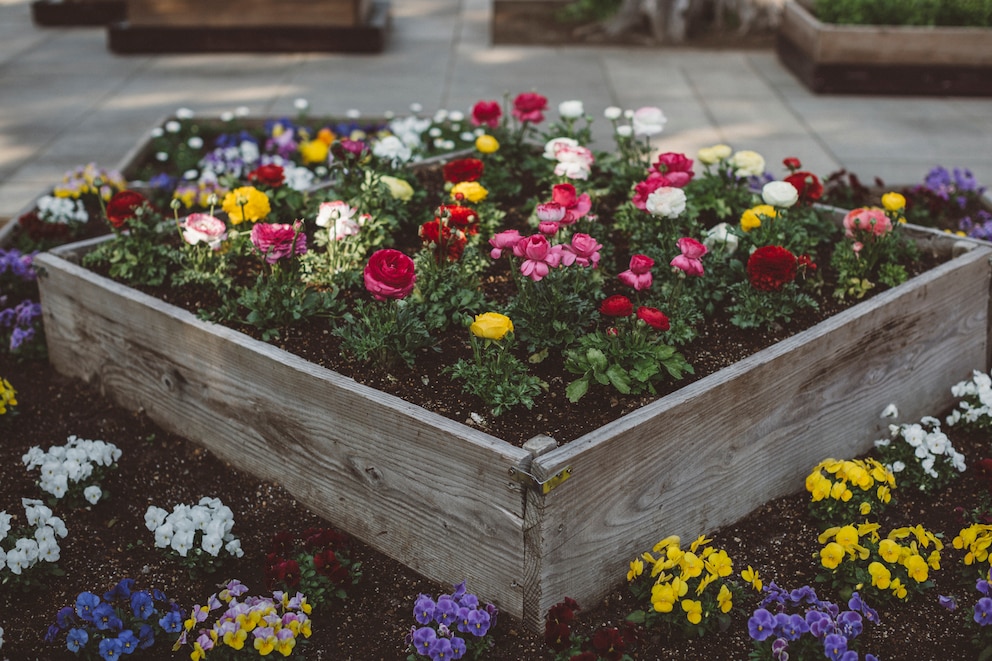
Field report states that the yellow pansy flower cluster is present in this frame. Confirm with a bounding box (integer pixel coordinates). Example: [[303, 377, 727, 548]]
[[805, 457, 896, 527], [628, 534, 738, 634], [0, 377, 16, 416], [817, 522, 942, 602], [177, 583, 313, 660], [953, 524, 992, 570], [52, 162, 127, 201]]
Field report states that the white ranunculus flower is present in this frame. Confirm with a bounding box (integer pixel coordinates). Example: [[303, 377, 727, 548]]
[[604, 106, 623, 120], [762, 181, 799, 208], [645, 187, 686, 219], [616, 125, 633, 138], [449, 110, 464, 122], [559, 100, 584, 119], [730, 150, 766, 178], [631, 106, 667, 137], [704, 222, 739, 256]]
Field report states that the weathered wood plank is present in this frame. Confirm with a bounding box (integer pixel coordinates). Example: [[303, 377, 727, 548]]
[[126, 0, 370, 27], [35, 247, 531, 618], [523, 244, 992, 622]]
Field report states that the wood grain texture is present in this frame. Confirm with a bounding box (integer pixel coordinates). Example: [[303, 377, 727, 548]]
[[126, 0, 369, 27], [522, 244, 992, 624], [35, 247, 532, 618]]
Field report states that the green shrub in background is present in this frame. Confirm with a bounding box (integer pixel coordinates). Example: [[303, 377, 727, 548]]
[[815, 0, 992, 27]]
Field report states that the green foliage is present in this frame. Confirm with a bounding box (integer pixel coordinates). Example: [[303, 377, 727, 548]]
[[555, 0, 623, 23], [236, 265, 343, 342], [81, 203, 178, 288], [445, 332, 546, 416], [815, 0, 992, 26], [412, 249, 489, 332], [727, 282, 818, 329], [334, 298, 434, 370]]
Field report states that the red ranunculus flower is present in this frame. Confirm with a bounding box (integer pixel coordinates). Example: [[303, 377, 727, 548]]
[[419, 219, 467, 262], [600, 295, 633, 318], [471, 100, 502, 128], [106, 190, 148, 229], [512, 92, 548, 124], [636, 306, 670, 331], [783, 156, 803, 172], [437, 204, 479, 233], [364, 249, 416, 300], [442, 158, 484, 184], [747, 245, 798, 292], [784, 171, 823, 204], [247, 163, 285, 187]]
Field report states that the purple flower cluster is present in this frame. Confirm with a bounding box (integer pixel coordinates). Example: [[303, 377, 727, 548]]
[[44, 578, 182, 661], [0, 299, 42, 351], [921, 166, 992, 239], [0, 248, 42, 352], [0, 248, 36, 281], [407, 581, 498, 661], [748, 583, 880, 661], [973, 577, 992, 626]]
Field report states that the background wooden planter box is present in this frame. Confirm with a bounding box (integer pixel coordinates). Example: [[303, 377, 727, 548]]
[[34, 228, 992, 630], [777, 0, 992, 95], [31, 0, 126, 27], [126, 0, 369, 27]]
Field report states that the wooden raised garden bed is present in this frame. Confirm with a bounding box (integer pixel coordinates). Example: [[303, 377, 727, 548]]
[[34, 225, 992, 630], [31, 0, 126, 27], [108, 0, 389, 54], [777, 0, 992, 95]]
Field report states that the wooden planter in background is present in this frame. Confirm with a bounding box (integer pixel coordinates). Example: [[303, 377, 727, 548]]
[[31, 0, 126, 26], [777, 0, 992, 95], [34, 224, 992, 630]]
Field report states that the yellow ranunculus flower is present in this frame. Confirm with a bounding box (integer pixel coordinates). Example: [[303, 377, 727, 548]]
[[820, 542, 845, 570], [868, 561, 891, 589], [451, 181, 488, 203], [740, 204, 776, 233], [697, 143, 732, 165], [882, 192, 906, 212], [475, 134, 499, 154], [380, 175, 414, 202], [470, 312, 514, 340], [222, 186, 270, 224], [299, 139, 329, 164]]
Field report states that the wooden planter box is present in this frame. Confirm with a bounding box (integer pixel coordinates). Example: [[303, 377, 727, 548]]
[[108, 0, 389, 54], [31, 0, 126, 26], [34, 228, 992, 630], [777, 0, 992, 95]]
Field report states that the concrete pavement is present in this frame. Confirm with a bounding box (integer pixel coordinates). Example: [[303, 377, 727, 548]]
[[2, 0, 991, 221]]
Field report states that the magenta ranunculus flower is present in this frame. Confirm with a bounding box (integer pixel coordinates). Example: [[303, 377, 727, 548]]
[[488, 229, 523, 259], [250, 221, 306, 264], [618, 254, 654, 291], [512, 92, 548, 124], [652, 152, 694, 179], [470, 100, 502, 128], [551, 183, 591, 224], [566, 233, 602, 268], [515, 234, 563, 282], [670, 237, 708, 277], [363, 249, 416, 300]]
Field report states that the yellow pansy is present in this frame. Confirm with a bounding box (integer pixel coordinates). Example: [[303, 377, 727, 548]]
[[889, 577, 908, 599], [653, 535, 681, 553], [927, 550, 941, 570], [835, 525, 860, 550], [868, 561, 891, 589], [680, 551, 704, 579], [717, 584, 733, 613], [223, 628, 248, 650], [820, 542, 845, 570], [705, 549, 733, 578], [475, 134, 499, 154], [689, 534, 712, 553], [859, 502, 871, 515], [650, 583, 678, 612], [742, 566, 763, 591], [878, 539, 902, 564], [681, 598, 703, 624], [905, 554, 929, 583], [627, 558, 644, 582], [275, 635, 296, 656], [254, 634, 276, 655]]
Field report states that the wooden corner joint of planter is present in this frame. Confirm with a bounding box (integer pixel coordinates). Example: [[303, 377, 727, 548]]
[[508, 435, 572, 495]]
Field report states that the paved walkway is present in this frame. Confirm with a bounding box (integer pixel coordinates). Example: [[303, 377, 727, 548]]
[[2, 0, 991, 220]]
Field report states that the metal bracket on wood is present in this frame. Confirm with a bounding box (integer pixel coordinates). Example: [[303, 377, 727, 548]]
[[508, 465, 572, 494]]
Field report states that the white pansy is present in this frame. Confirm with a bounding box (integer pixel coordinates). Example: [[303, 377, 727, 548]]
[[202, 534, 223, 557], [83, 486, 102, 505], [226, 539, 244, 558], [220, 111, 235, 122], [235, 106, 250, 117], [171, 530, 195, 558], [154, 522, 175, 548], [145, 506, 168, 532], [880, 403, 899, 419], [0, 512, 11, 541], [150, 127, 164, 138]]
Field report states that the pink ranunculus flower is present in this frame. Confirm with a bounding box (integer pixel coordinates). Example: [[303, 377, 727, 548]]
[[652, 152, 694, 177], [566, 233, 603, 268], [250, 221, 306, 264], [551, 183, 591, 224], [315, 200, 361, 240], [363, 248, 416, 300], [631, 106, 667, 137], [488, 229, 523, 259], [516, 234, 563, 282], [670, 237, 708, 277], [536, 202, 566, 224], [843, 207, 893, 238], [181, 213, 227, 250], [553, 144, 595, 180], [618, 254, 655, 291], [539, 221, 560, 236]]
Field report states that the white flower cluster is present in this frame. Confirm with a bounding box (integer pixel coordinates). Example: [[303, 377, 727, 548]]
[[875, 416, 966, 486], [947, 369, 992, 428], [35, 194, 89, 225], [144, 497, 244, 559], [1, 498, 69, 576], [22, 435, 121, 504]]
